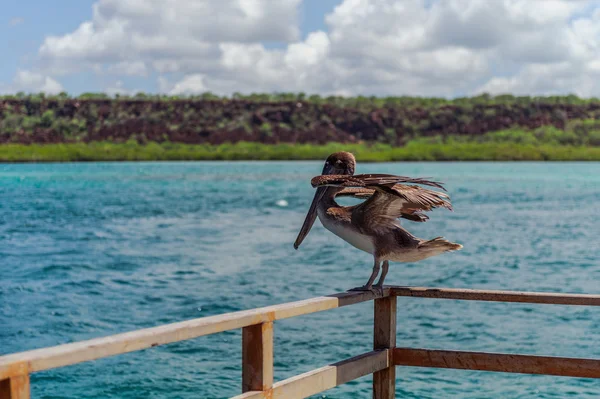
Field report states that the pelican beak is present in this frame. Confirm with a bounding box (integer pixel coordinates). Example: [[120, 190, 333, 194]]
[[294, 186, 327, 250]]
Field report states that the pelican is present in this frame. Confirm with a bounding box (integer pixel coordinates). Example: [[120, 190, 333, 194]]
[[294, 152, 462, 292]]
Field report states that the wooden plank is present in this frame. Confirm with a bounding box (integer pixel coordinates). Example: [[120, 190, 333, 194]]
[[0, 375, 30, 399], [0, 380, 7, 399], [373, 297, 397, 399], [230, 350, 389, 399], [230, 391, 265, 399], [0, 365, 26, 387], [391, 286, 600, 306], [242, 322, 273, 393], [230, 391, 264, 399], [3, 284, 598, 386], [394, 348, 600, 379], [0, 379, 9, 399], [0, 289, 389, 379], [270, 350, 389, 399], [334, 289, 390, 307]]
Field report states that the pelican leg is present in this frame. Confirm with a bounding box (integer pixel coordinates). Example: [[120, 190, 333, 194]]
[[349, 258, 381, 293], [374, 260, 389, 291]]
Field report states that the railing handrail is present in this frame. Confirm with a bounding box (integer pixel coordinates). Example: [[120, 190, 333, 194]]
[[394, 348, 600, 379], [0, 289, 389, 380], [2, 286, 600, 399], [391, 286, 600, 305]]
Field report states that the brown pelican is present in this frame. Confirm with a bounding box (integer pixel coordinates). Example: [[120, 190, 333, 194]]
[[294, 152, 462, 292]]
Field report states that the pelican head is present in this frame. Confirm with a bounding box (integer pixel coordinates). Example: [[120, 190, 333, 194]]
[[294, 151, 356, 250], [322, 151, 356, 176]]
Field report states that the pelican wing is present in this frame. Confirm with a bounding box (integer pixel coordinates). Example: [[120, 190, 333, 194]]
[[311, 173, 447, 191], [312, 174, 452, 233], [335, 187, 375, 199]]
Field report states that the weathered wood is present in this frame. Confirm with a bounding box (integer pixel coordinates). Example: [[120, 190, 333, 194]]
[[272, 350, 389, 399], [0, 365, 26, 388], [231, 350, 389, 399], [0, 380, 8, 399], [0, 289, 389, 379], [0, 375, 30, 399], [3, 285, 600, 398], [373, 296, 397, 399], [242, 322, 273, 393], [230, 391, 265, 399], [394, 348, 600, 379], [391, 286, 600, 306]]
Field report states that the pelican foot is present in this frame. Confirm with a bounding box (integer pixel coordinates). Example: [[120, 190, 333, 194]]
[[373, 284, 385, 296], [348, 285, 383, 296]]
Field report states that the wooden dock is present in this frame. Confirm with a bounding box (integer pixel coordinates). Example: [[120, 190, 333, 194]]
[[1, 286, 600, 398]]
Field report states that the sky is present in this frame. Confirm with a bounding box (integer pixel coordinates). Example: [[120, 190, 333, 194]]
[[2, 0, 600, 97]]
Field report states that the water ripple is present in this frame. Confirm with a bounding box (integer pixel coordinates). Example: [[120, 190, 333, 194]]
[[1, 161, 599, 398]]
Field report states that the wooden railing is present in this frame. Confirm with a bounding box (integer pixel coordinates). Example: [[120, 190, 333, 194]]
[[1, 286, 600, 399]]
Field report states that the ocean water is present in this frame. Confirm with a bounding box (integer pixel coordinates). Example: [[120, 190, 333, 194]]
[[1, 161, 599, 399]]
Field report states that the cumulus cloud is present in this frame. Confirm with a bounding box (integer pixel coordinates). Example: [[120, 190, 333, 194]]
[[476, 62, 600, 97], [39, 0, 301, 75], [0, 70, 64, 94], [32, 0, 600, 97], [106, 61, 148, 76], [169, 74, 207, 94]]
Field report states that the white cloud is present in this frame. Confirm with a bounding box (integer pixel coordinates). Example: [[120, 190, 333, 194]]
[[473, 5, 600, 96], [39, 0, 301, 75], [0, 70, 64, 94], [107, 61, 148, 76], [169, 74, 207, 95], [31, 0, 600, 97], [475, 62, 600, 97], [284, 31, 330, 69]]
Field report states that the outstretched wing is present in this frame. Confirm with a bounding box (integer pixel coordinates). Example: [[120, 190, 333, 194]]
[[335, 187, 440, 222], [312, 173, 447, 191], [312, 174, 452, 233], [335, 187, 375, 199]]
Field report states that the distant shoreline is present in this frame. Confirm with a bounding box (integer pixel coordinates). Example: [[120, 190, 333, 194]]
[[2, 95, 600, 162], [1, 142, 599, 162]]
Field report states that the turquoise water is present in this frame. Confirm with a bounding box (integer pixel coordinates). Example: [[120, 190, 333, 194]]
[[1, 161, 599, 398]]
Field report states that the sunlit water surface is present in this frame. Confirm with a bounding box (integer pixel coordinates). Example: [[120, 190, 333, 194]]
[[1, 161, 599, 398]]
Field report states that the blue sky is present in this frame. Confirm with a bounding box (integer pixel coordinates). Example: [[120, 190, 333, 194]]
[[2, 0, 600, 97], [2, 1, 93, 77]]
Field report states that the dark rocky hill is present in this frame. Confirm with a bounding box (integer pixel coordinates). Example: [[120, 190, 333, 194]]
[[2, 95, 599, 145]]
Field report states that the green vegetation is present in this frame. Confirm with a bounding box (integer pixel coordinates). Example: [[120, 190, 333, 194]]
[[413, 122, 600, 147], [2, 92, 598, 109], [0, 140, 598, 162], [2, 93, 600, 161]]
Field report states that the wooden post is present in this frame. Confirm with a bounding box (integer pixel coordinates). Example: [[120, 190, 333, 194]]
[[373, 296, 396, 399], [0, 375, 30, 399], [242, 322, 273, 394]]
